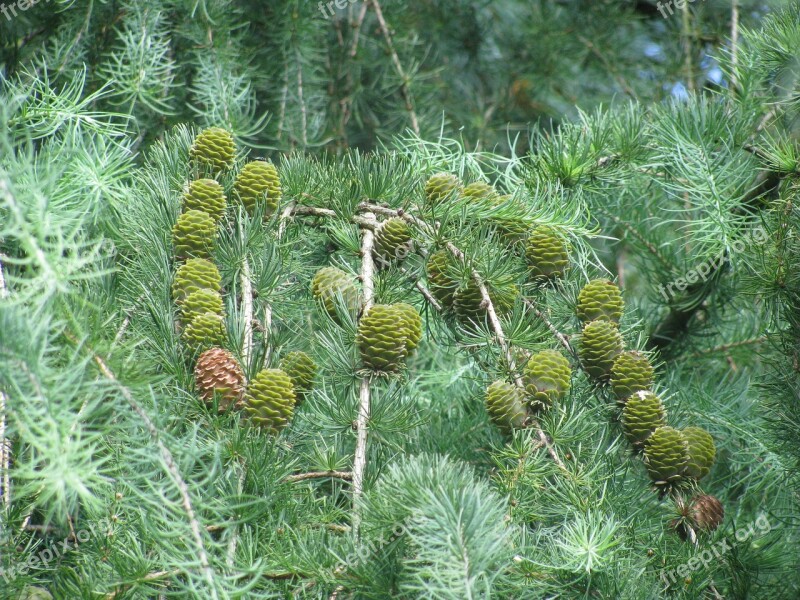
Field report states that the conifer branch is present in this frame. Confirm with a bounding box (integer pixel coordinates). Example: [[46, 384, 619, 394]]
[[352, 212, 376, 536], [241, 258, 254, 370], [88, 350, 218, 598], [369, 0, 420, 135], [283, 470, 353, 483], [521, 297, 578, 361], [350, 2, 369, 57], [0, 257, 9, 515]]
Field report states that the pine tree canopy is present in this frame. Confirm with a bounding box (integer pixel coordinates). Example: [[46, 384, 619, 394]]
[[1, 1, 800, 599]]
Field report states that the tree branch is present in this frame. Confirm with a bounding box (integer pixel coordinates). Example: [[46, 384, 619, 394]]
[[283, 470, 353, 483], [88, 350, 218, 598], [352, 211, 376, 536], [369, 0, 420, 135], [241, 258, 254, 370], [0, 257, 9, 515]]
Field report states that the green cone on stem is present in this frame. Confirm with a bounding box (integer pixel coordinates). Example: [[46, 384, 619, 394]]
[[242, 368, 296, 433], [485, 381, 528, 433], [182, 179, 227, 222], [172, 258, 222, 305], [622, 390, 667, 446], [579, 320, 624, 380], [644, 426, 689, 488], [576, 279, 624, 324], [525, 226, 570, 280], [190, 127, 236, 172], [424, 173, 462, 205], [682, 426, 716, 480], [523, 349, 571, 410], [234, 160, 282, 216], [172, 209, 216, 261], [280, 351, 317, 401], [610, 351, 655, 402], [311, 266, 360, 323], [357, 304, 410, 372]]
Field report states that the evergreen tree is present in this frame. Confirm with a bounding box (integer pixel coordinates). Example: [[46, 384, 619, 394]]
[[0, 2, 799, 600]]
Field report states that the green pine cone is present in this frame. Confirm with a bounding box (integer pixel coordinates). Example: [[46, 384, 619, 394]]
[[576, 279, 625, 324], [622, 391, 667, 446], [172, 258, 222, 305], [242, 368, 296, 433], [579, 320, 624, 379], [424, 172, 462, 204], [180, 288, 224, 326], [644, 426, 689, 487], [311, 266, 360, 323], [525, 226, 570, 280], [280, 351, 317, 401], [463, 181, 498, 202], [394, 302, 423, 353], [182, 312, 226, 354], [682, 427, 716, 480], [234, 160, 282, 215], [172, 209, 217, 261], [485, 381, 528, 433], [454, 280, 517, 323], [610, 351, 655, 402], [190, 127, 236, 172], [357, 304, 409, 372], [426, 249, 457, 308], [523, 350, 571, 410], [182, 179, 227, 222], [373, 217, 413, 267]]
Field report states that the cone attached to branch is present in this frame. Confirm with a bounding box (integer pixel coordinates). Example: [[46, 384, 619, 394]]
[[622, 390, 667, 446], [182, 312, 227, 354], [182, 179, 227, 222], [485, 381, 528, 433], [424, 173, 462, 205], [172, 258, 222, 305], [191, 127, 236, 172], [195, 347, 245, 411], [426, 249, 457, 309], [279, 351, 317, 402], [180, 288, 224, 326], [454, 279, 517, 324], [172, 209, 217, 261], [610, 351, 654, 402], [681, 427, 715, 480], [523, 349, 571, 411], [311, 266, 360, 324], [462, 181, 498, 202], [373, 217, 413, 267], [234, 160, 282, 216], [688, 494, 724, 531], [525, 226, 570, 280], [357, 304, 410, 372], [576, 279, 624, 324], [394, 302, 423, 353], [644, 426, 689, 489], [579, 320, 624, 379], [242, 368, 296, 433]]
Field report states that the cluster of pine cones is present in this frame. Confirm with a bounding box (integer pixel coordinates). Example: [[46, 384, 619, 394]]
[[574, 278, 722, 534], [170, 128, 315, 433]]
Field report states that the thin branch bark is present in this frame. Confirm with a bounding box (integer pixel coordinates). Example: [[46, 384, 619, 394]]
[[369, 0, 420, 135], [731, 0, 739, 89], [89, 351, 218, 598], [352, 212, 376, 536], [0, 257, 9, 515], [521, 297, 578, 361], [283, 470, 353, 483], [241, 258, 254, 370]]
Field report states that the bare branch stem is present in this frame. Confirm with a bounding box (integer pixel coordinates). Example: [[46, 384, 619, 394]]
[[284, 470, 353, 483], [352, 212, 376, 536], [241, 258, 254, 370]]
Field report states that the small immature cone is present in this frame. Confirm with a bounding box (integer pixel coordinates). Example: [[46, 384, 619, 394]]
[[195, 348, 245, 411], [690, 494, 724, 531]]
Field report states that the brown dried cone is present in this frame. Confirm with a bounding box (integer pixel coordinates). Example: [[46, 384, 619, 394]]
[[194, 348, 245, 411], [672, 494, 725, 542]]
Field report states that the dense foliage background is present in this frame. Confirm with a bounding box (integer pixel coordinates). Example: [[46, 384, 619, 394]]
[[1, 1, 799, 598]]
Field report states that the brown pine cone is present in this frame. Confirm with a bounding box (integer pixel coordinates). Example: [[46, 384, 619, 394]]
[[194, 347, 245, 411]]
